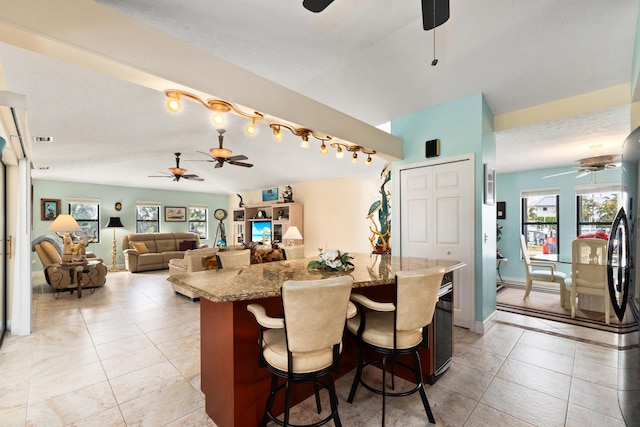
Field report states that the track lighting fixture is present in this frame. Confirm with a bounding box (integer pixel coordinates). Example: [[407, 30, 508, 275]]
[[164, 89, 378, 166], [164, 90, 263, 135]]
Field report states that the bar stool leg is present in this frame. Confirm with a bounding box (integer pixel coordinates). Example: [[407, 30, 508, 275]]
[[413, 351, 435, 424]]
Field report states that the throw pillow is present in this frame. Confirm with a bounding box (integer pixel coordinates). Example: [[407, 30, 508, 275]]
[[132, 242, 149, 254], [179, 240, 197, 251], [202, 255, 218, 270]]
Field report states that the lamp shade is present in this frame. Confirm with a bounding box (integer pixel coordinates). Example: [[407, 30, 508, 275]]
[[283, 226, 303, 241], [47, 214, 82, 232], [105, 217, 124, 228]]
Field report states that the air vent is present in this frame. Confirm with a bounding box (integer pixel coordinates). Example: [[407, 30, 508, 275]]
[[38, 166, 49, 170], [34, 136, 53, 143]]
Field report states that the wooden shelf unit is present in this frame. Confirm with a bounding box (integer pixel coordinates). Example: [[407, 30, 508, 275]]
[[231, 202, 303, 246]]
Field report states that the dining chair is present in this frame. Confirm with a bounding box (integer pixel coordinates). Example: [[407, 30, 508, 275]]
[[247, 275, 354, 427], [216, 248, 251, 269], [519, 234, 567, 307], [282, 245, 306, 260], [566, 238, 610, 323], [346, 267, 445, 426]]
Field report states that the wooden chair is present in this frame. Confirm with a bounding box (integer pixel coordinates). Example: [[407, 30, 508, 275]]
[[519, 234, 567, 307], [566, 238, 610, 323], [346, 267, 445, 426], [247, 276, 354, 427]]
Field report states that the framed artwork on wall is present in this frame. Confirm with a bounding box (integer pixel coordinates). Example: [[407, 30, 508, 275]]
[[41, 198, 61, 221], [165, 206, 186, 222], [484, 164, 495, 206], [262, 188, 278, 202]]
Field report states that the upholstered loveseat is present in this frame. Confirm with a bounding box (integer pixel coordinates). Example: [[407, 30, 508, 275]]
[[122, 232, 205, 272]]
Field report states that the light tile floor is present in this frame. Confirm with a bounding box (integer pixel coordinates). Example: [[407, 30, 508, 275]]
[[0, 271, 636, 426]]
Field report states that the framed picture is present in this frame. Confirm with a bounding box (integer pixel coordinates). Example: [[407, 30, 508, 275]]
[[41, 198, 61, 221], [262, 188, 278, 202], [497, 201, 506, 219], [484, 164, 495, 206], [165, 206, 186, 222]]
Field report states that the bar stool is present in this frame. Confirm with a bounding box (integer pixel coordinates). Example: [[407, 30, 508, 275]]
[[247, 275, 355, 427], [346, 267, 445, 426], [216, 248, 251, 268]]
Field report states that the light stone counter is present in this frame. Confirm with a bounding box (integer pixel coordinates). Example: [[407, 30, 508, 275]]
[[166, 252, 465, 303]]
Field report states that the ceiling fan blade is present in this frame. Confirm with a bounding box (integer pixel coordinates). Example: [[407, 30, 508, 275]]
[[542, 170, 579, 179], [228, 160, 254, 168], [575, 171, 591, 178], [227, 154, 248, 162], [148, 175, 172, 178], [197, 150, 215, 159], [183, 175, 204, 181], [214, 161, 224, 168], [303, 0, 334, 12]]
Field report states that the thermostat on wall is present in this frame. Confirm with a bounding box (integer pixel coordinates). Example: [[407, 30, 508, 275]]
[[425, 139, 440, 158]]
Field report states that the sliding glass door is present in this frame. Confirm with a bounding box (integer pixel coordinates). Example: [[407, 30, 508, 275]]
[[0, 150, 6, 348]]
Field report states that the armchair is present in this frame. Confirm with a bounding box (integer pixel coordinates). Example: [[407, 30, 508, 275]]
[[34, 240, 108, 293]]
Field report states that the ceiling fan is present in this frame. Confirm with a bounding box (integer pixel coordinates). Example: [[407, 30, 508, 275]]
[[543, 154, 620, 179], [191, 129, 254, 169], [303, 0, 450, 30], [148, 152, 204, 182]]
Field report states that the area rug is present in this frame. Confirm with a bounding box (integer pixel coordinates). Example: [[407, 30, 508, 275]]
[[497, 284, 637, 333]]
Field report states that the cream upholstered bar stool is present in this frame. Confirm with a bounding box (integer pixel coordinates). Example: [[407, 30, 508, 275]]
[[215, 248, 251, 269], [282, 245, 306, 260], [247, 275, 354, 427], [346, 267, 445, 426]]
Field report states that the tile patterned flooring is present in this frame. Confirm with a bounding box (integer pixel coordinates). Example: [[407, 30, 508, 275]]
[[0, 270, 636, 426]]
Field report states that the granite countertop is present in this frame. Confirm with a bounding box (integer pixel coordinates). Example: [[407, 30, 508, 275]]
[[166, 252, 465, 303]]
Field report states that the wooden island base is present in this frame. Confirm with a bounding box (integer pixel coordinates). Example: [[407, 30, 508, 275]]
[[200, 284, 443, 426]]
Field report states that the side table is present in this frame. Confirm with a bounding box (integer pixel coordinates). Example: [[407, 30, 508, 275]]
[[52, 260, 100, 298], [496, 257, 508, 284]]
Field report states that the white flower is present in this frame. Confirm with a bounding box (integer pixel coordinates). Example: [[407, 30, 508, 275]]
[[321, 250, 342, 268]]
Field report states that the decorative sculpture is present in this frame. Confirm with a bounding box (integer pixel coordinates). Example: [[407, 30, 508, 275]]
[[282, 185, 294, 203], [367, 163, 391, 254], [237, 193, 245, 208]]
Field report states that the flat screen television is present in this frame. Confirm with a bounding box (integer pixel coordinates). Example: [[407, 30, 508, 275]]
[[251, 221, 272, 244]]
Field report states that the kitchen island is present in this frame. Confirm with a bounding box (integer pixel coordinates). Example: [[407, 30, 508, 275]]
[[167, 253, 465, 426]]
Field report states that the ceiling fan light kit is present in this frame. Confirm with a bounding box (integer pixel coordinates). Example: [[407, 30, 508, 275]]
[[149, 153, 204, 182], [164, 89, 377, 164]]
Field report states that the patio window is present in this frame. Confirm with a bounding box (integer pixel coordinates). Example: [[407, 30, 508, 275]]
[[521, 189, 559, 256]]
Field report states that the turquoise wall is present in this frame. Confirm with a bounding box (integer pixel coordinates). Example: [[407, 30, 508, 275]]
[[32, 180, 229, 270], [390, 93, 497, 324], [495, 167, 621, 282]]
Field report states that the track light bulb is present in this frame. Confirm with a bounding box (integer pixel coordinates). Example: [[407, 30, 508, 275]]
[[166, 97, 182, 113], [212, 112, 225, 126], [320, 143, 328, 155], [273, 126, 284, 142], [245, 119, 257, 136], [366, 155, 372, 165], [352, 152, 358, 163], [336, 146, 344, 159]]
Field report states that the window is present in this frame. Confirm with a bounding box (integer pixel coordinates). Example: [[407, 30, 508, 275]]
[[69, 198, 100, 242], [188, 205, 208, 239], [521, 190, 559, 256], [136, 203, 160, 233], [576, 184, 620, 238]]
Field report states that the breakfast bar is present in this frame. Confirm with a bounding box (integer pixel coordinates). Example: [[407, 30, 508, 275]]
[[167, 253, 465, 426]]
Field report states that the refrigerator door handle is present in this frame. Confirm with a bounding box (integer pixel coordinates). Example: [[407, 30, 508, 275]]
[[607, 207, 630, 322]]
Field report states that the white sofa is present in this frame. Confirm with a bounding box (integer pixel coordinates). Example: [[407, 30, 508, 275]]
[[168, 247, 220, 300]]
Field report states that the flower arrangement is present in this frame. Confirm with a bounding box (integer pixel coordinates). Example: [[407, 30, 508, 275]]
[[307, 249, 354, 272]]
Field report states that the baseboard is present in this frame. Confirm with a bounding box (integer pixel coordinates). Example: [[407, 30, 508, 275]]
[[473, 310, 497, 334]]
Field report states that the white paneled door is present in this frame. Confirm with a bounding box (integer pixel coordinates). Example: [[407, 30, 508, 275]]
[[400, 158, 474, 329]]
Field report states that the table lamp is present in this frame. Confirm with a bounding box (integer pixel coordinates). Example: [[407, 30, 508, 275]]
[[283, 226, 303, 246], [47, 214, 82, 263], [105, 217, 124, 272]]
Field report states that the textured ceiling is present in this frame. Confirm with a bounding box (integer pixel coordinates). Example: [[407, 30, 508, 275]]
[[0, 0, 638, 192]]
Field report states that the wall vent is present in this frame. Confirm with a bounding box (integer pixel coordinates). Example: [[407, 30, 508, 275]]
[[34, 136, 53, 143]]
